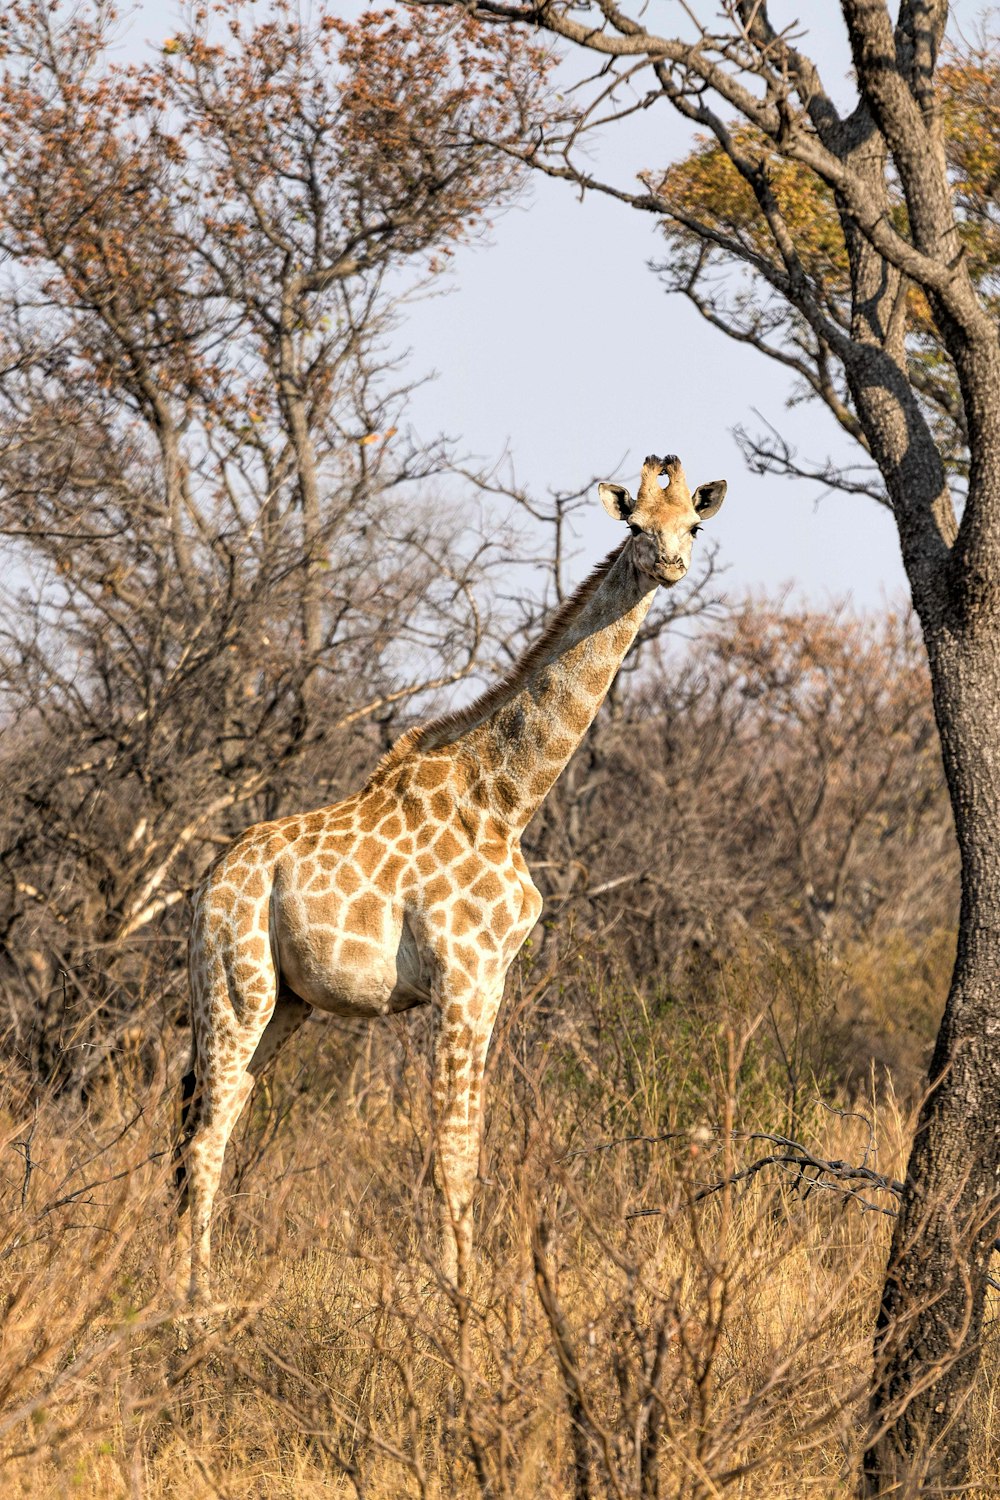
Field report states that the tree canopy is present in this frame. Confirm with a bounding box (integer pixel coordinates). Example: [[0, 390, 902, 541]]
[[651, 36, 1000, 484]]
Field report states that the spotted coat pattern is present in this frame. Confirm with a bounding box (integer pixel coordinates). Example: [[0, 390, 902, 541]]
[[179, 455, 727, 1296]]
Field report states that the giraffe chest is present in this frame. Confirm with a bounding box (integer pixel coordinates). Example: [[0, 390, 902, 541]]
[[279, 915, 433, 1017], [243, 810, 539, 1015], [272, 876, 432, 1017]]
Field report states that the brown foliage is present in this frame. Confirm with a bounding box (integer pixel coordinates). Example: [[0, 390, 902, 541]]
[[525, 601, 954, 983], [0, 965, 991, 1497]]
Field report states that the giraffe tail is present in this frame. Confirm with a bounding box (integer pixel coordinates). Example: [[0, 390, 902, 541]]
[[173, 1044, 200, 1212]]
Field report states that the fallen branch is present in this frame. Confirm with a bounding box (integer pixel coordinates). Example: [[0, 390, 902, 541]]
[[625, 1130, 904, 1221], [579, 1125, 1000, 1291]]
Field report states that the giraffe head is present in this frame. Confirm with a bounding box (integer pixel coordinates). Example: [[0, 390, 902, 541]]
[[599, 454, 726, 585]]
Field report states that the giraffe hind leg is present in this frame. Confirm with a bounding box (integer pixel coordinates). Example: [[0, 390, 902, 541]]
[[185, 1069, 256, 1303], [176, 987, 310, 1200], [183, 987, 310, 1303], [249, 987, 311, 1073]]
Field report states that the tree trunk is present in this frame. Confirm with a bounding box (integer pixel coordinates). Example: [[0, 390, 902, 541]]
[[278, 299, 326, 666], [865, 614, 1000, 1493]]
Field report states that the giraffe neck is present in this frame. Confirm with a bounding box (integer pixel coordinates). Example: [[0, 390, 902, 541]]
[[458, 542, 657, 833]]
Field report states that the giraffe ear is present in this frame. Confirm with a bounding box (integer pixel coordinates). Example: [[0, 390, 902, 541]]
[[599, 481, 635, 521], [692, 479, 727, 518]]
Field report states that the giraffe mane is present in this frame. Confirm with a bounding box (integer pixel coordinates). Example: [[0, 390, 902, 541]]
[[368, 540, 629, 782]]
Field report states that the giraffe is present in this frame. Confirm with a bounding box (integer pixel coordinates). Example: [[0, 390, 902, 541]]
[[177, 453, 727, 1298]]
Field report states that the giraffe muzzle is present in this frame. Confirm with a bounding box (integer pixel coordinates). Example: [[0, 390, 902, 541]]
[[655, 557, 688, 584]]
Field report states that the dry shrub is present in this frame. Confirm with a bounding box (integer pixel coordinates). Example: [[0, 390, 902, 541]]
[[0, 951, 995, 1498]]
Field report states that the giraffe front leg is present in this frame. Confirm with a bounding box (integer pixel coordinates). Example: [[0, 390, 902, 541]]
[[431, 975, 505, 1292]]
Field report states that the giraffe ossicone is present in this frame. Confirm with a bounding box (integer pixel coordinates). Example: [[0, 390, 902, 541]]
[[177, 452, 727, 1298]]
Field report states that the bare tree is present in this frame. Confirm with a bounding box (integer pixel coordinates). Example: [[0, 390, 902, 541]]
[[0, 0, 544, 1089], [514, 596, 952, 992], [689, 603, 951, 953], [418, 0, 1000, 1487]]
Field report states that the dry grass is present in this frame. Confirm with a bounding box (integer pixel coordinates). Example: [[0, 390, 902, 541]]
[[0, 956, 996, 1499]]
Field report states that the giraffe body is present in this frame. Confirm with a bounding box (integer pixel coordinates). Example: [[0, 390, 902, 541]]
[[180, 455, 726, 1296]]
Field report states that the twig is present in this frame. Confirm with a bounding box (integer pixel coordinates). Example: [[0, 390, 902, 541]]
[[599, 1125, 1000, 1292]]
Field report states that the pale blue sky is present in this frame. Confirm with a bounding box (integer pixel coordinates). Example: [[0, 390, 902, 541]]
[[398, 2, 983, 610], [116, 2, 981, 610]]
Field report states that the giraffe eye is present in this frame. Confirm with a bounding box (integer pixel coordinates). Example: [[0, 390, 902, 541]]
[[628, 522, 642, 536], [690, 524, 702, 537]]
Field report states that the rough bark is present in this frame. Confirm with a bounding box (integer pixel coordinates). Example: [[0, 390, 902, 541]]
[[832, 73, 1000, 1479], [840, 1, 1000, 1474], [865, 619, 1000, 1493]]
